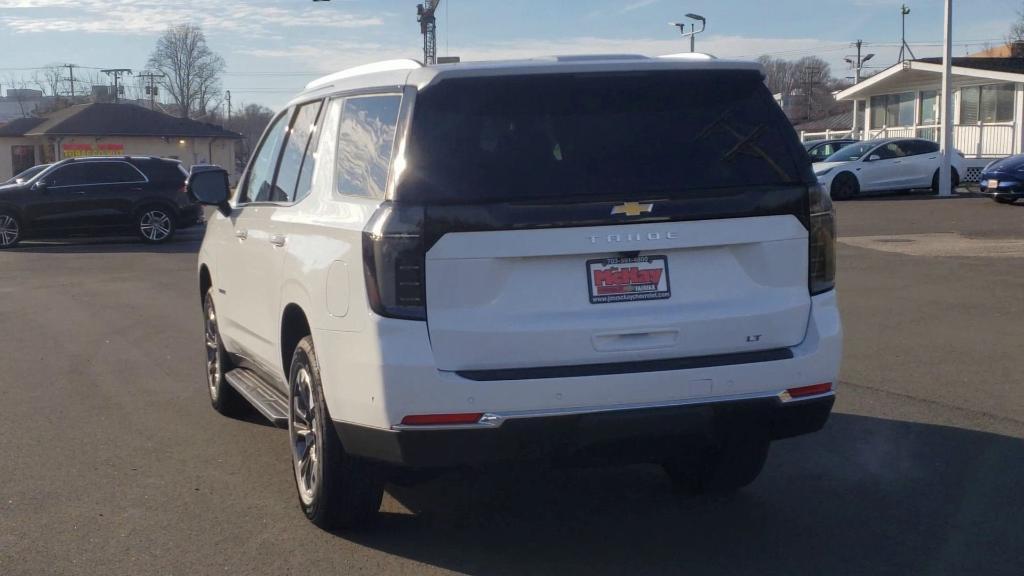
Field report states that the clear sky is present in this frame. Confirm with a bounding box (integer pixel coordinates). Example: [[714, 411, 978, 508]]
[[1, 0, 1020, 110]]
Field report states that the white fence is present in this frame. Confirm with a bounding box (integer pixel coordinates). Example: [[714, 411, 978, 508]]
[[800, 123, 1016, 158]]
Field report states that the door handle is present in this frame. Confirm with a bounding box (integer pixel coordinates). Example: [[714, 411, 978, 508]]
[[73, 190, 87, 195], [269, 234, 286, 247], [235, 229, 248, 240]]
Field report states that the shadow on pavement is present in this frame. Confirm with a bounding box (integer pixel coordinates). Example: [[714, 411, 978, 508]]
[[344, 413, 1022, 575], [841, 190, 983, 202]]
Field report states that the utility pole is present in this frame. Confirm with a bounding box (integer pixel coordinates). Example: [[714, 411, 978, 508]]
[[939, 0, 953, 196], [802, 65, 821, 121], [62, 63, 77, 99], [138, 71, 165, 110], [101, 68, 132, 104], [897, 5, 916, 62], [225, 90, 232, 125]]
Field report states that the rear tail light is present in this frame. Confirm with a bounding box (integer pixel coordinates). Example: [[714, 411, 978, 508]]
[[808, 183, 836, 295], [400, 413, 484, 426], [363, 202, 427, 320]]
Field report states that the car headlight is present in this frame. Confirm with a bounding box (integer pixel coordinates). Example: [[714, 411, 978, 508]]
[[814, 167, 834, 177]]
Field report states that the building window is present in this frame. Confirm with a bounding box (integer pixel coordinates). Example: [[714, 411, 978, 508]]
[[959, 83, 1014, 124], [870, 92, 915, 129], [11, 145, 36, 175]]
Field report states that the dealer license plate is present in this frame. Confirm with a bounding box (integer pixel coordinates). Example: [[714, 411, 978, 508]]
[[587, 255, 671, 304]]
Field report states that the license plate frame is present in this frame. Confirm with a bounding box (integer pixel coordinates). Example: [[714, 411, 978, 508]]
[[988, 178, 999, 189], [586, 255, 671, 304]]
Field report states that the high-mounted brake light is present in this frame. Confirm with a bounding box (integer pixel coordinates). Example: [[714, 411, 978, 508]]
[[400, 413, 484, 426], [786, 383, 833, 398]]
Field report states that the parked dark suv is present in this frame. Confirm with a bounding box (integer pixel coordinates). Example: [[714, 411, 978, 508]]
[[0, 156, 201, 248]]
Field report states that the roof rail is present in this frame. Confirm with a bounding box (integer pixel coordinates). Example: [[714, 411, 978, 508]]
[[305, 59, 423, 91], [548, 54, 649, 62]]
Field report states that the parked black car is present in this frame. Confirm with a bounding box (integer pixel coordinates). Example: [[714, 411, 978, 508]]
[[803, 138, 858, 163], [979, 155, 1024, 204], [0, 156, 202, 248]]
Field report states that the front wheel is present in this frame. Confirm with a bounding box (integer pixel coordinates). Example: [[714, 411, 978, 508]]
[[204, 290, 245, 416], [138, 207, 176, 244], [288, 336, 383, 530], [994, 196, 1018, 204]]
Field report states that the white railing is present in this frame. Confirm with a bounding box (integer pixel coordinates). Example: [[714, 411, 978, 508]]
[[801, 123, 1016, 157]]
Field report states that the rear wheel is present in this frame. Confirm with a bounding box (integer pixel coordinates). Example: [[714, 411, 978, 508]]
[[137, 206, 176, 243], [288, 336, 383, 530], [830, 172, 859, 200], [663, 428, 770, 494], [931, 168, 960, 193], [0, 212, 21, 249]]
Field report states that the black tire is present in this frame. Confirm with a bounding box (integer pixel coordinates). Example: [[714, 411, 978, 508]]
[[288, 336, 383, 530], [830, 172, 859, 200], [994, 196, 1018, 204], [663, 428, 770, 494], [204, 289, 245, 416], [137, 205, 176, 244], [0, 211, 22, 249], [931, 168, 960, 193]]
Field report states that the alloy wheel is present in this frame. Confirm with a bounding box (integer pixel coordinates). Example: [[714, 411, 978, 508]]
[[140, 210, 172, 242], [204, 297, 221, 401], [290, 366, 319, 506], [0, 214, 20, 247]]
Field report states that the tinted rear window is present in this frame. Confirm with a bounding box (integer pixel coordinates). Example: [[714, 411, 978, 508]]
[[399, 69, 809, 204]]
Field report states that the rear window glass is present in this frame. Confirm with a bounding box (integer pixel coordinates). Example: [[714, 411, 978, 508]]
[[399, 70, 808, 204]]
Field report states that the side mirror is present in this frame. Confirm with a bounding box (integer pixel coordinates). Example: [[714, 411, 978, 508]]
[[32, 180, 49, 192], [187, 166, 231, 216], [866, 154, 881, 162]]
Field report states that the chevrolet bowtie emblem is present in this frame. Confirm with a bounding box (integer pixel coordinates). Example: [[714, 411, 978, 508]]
[[611, 202, 653, 217]]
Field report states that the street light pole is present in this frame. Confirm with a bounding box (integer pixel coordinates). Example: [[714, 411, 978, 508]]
[[939, 0, 953, 196], [671, 13, 706, 52]]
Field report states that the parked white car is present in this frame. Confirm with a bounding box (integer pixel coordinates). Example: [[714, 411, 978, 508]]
[[188, 55, 842, 530], [814, 138, 966, 199]]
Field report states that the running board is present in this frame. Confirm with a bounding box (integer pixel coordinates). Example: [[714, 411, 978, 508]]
[[224, 368, 288, 427]]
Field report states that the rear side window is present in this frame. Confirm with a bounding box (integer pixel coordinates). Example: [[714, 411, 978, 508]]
[[273, 99, 324, 204], [335, 95, 401, 198], [399, 70, 808, 204], [240, 110, 290, 203], [90, 162, 146, 183]]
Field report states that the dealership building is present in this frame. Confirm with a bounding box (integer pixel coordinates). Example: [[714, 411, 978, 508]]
[[0, 102, 242, 180]]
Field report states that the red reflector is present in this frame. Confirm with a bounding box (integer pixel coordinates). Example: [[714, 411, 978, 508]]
[[400, 413, 484, 426], [787, 383, 833, 398]]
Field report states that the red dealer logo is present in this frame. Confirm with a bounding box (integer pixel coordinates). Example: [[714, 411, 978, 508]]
[[592, 266, 663, 295]]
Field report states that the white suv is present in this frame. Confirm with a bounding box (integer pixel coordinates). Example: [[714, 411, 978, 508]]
[[189, 55, 842, 530]]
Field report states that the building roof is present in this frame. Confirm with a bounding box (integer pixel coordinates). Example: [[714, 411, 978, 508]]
[[0, 116, 46, 137], [793, 110, 855, 132], [0, 103, 241, 139], [914, 57, 1024, 74]]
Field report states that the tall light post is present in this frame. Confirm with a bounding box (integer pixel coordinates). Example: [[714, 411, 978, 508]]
[[671, 13, 706, 52], [939, 0, 953, 196]]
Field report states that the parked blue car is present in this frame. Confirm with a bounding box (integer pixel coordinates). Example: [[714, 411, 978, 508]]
[[979, 155, 1024, 204]]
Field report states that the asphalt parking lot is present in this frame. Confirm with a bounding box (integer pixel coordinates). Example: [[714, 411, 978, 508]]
[[1, 196, 1022, 576]]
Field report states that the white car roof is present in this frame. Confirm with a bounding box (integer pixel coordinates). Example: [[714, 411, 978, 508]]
[[291, 54, 763, 105]]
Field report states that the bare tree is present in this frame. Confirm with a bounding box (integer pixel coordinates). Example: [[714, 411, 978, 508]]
[[1008, 4, 1024, 56], [147, 24, 225, 118]]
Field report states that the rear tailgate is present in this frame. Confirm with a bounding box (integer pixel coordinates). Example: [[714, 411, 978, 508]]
[[425, 215, 809, 371]]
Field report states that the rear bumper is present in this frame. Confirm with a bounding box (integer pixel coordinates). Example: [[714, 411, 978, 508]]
[[335, 393, 834, 468]]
